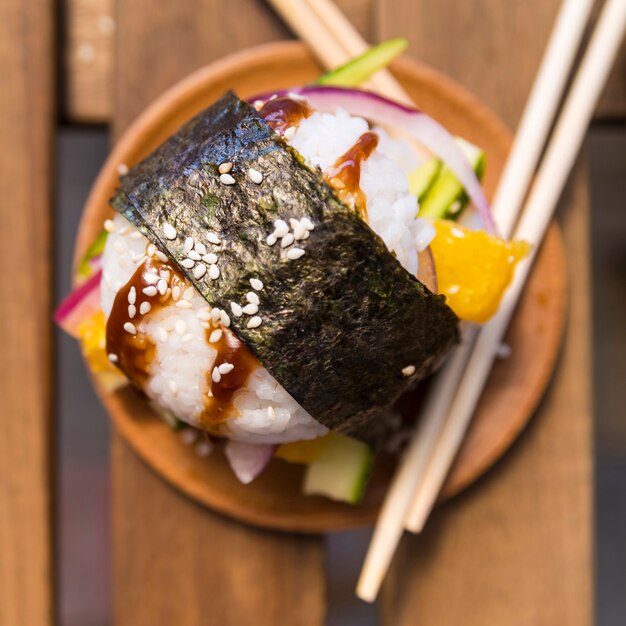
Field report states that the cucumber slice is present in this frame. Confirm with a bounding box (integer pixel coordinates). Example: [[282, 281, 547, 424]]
[[418, 138, 486, 220], [76, 229, 108, 280], [316, 38, 408, 87], [408, 156, 442, 200], [303, 432, 374, 504]]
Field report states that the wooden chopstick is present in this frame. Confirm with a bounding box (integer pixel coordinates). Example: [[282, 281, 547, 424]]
[[405, 0, 596, 532], [267, 0, 414, 104], [357, 0, 626, 602]]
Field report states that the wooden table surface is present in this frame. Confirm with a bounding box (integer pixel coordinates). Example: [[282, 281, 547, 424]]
[[3, 0, 623, 624]]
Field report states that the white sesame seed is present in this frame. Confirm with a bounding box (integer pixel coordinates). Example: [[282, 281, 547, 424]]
[[195, 440, 213, 457], [197, 308, 211, 321], [117, 163, 129, 176], [175, 300, 192, 309], [108, 353, 118, 363], [247, 316, 262, 329], [218, 362, 234, 375], [104, 219, 116, 233], [157, 279, 168, 295], [144, 273, 159, 285], [209, 329, 223, 343], [157, 327, 168, 343], [119, 225, 131, 236], [220, 310, 231, 328], [155, 251, 168, 263], [267, 406, 276, 420], [301, 217, 314, 231], [184, 237, 194, 252], [180, 429, 198, 445], [451, 227, 465, 238], [147, 243, 156, 257], [246, 291, 260, 305], [171, 285, 181, 301], [128, 304, 136, 318], [183, 287, 194, 301], [175, 320, 186, 335], [208, 264, 220, 280], [187, 249, 201, 261], [163, 223, 177, 240], [218, 162, 233, 174], [287, 248, 305, 260], [142, 286, 158, 297], [139, 302, 151, 315], [130, 230, 143, 240], [402, 365, 416, 377], [284, 126, 296, 140], [274, 220, 289, 237], [194, 242, 207, 256], [248, 168, 263, 184], [242, 303, 258, 315], [293, 224, 308, 240], [193, 263, 207, 279], [207, 232, 221, 245], [266, 233, 277, 246], [249, 278, 264, 291], [181, 333, 194, 343], [127, 287, 136, 304], [230, 302, 243, 317], [220, 173, 236, 185], [212, 367, 221, 383], [201, 253, 217, 265], [123, 322, 137, 335], [210, 308, 222, 323], [289, 218, 300, 230], [281, 233, 295, 248], [159, 269, 170, 281], [181, 258, 195, 269], [169, 380, 178, 394]]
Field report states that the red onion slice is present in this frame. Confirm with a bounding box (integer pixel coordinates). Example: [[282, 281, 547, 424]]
[[54, 269, 102, 337], [252, 86, 496, 233], [224, 441, 276, 484]]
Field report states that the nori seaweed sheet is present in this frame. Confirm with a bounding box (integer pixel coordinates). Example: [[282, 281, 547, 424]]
[[111, 92, 458, 442]]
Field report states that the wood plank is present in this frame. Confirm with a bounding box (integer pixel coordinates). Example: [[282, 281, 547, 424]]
[[65, 0, 114, 122], [111, 3, 326, 625], [379, 0, 593, 622], [380, 162, 593, 626], [113, 436, 326, 626], [0, 0, 55, 625]]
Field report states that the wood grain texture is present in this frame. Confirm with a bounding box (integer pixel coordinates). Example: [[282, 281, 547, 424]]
[[379, 0, 593, 622], [376, 0, 625, 124], [112, 5, 326, 625], [65, 0, 114, 122], [113, 436, 326, 626], [0, 0, 54, 625], [381, 161, 593, 626]]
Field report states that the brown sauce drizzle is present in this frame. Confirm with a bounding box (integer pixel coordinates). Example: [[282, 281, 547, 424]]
[[324, 131, 379, 220], [259, 96, 313, 135], [107, 253, 258, 428], [106, 256, 187, 387], [197, 326, 259, 427]]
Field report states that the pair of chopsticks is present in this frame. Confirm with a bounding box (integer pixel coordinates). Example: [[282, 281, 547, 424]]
[[268, 0, 626, 603]]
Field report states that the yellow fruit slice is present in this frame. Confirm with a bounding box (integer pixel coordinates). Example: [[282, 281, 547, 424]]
[[430, 220, 530, 323], [78, 310, 126, 390], [276, 435, 329, 464]]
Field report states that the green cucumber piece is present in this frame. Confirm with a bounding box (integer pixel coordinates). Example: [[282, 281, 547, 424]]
[[303, 433, 374, 504], [408, 156, 442, 200], [418, 138, 486, 220], [76, 229, 108, 280], [316, 38, 408, 87]]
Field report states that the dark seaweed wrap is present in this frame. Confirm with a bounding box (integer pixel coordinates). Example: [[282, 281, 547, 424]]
[[111, 91, 458, 441]]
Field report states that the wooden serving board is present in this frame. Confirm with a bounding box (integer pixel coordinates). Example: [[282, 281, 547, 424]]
[[76, 42, 567, 532]]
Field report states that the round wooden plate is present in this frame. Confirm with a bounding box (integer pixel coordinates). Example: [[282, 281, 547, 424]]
[[76, 42, 567, 532]]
